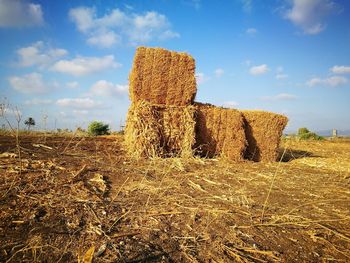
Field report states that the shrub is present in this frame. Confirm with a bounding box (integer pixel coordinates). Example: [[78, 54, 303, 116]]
[[297, 128, 323, 140], [88, 121, 110, 136], [298, 127, 310, 136]]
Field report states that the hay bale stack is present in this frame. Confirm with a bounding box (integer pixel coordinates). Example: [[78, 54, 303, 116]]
[[241, 111, 288, 162], [129, 47, 197, 106], [124, 101, 196, 159], [194, 103, 247, 161]]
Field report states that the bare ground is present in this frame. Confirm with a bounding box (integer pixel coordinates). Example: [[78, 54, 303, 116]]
[[0, 134, 349, 262]]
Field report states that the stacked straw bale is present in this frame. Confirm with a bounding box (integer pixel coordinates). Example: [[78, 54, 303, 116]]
[[124, 101, 196, 159], [125, 46, 288, 162], [194, 103, 247, 161], [129, 47, 197, 106], [241, 111, 288, 162]]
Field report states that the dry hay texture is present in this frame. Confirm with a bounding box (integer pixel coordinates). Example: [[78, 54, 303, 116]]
[[124, 101, 196, 159], [242, 110, 288, 162], [129, 46, 197, 106], [194, 103, 247, 161]]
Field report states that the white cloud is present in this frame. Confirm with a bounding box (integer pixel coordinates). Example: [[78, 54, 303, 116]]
[[246, 28, 257, 35], [87, 30, 121, 48], [68, 7, 96, 33], [90, 80, 128, 97], [51, 55, 120, 76], [249, 64, 269, 75], [195, 72, 210, 84], [214, 68, 224, 78], [56, 98, 103, 109], [276, 74, 289, 80], [330, 65, 350, 74], [185, 0, 201, 10], [0, 107, 22, 117], [243, 60, 252, 66], [284, 0, 336, 35], [66, 81, 79, 89], [16, 41, 68, 68], [8, 72, 48, 93], [240, 0, 252, 13], [306, 76, 348, 87], [261, 93, 297, 101], [276, 66, 284, 73], [72, 110, 89, 116], [24, 98, 53, 105], [69, 7, 179, 47], [0, 0, 44, 27], [223, 101, 239, 108]]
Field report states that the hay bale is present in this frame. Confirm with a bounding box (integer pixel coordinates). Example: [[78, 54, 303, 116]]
[[241, 111, 288, 162], [194, 103, 246, 161], [129, 47, 197, 106], [124, 101, 196, 159], [124, 101, 162, 159]]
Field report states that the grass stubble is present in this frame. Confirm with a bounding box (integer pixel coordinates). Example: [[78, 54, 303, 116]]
[[0, 133, 349, 262]]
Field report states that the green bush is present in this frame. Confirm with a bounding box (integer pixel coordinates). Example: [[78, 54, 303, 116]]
[[88, 121, 110, 136], [297, 128, 323, 140], [298, 127, 310, 136]]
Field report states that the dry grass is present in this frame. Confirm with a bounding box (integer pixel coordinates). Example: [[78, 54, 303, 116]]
[[1, 134, 349, 262]]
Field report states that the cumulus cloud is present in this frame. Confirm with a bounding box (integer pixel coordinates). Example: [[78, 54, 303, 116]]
[[87, 30, 121, 48], [0, 0, 44, 27], [8, 72, 48, 93], [330, 65, 350, 74], [261, 93, 297, 101], [69, 7, 179, 47], [90, 80, 128, 97], [24, 98, 53, 105], [306, 76, 348, 87], [214, 68, 224, 78], [51, 55, 120, 76], [195, 72, 210, 84], [249, 64, 269, 75], [276, 74, 289, 80], [284, 0, 336, 35], [66, 81, 79, 89], [56, 98, 103, 109], [246, 28, 257, 35], [16, 41, 68, 68]]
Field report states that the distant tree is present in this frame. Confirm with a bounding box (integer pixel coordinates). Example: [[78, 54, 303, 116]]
[[88, 121, 110, 136], [24, 117, 35, 130], [298, 127, 310, 136], [297, 127, 323, 140]]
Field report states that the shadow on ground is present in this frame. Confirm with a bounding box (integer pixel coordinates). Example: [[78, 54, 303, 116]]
[[279, 148, 320, 162]]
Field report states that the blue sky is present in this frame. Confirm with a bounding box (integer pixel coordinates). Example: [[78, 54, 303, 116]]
[[0, 0, 349, 133]]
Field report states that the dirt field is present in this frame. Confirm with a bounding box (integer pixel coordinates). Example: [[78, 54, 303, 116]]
[[0, 134, 349, 262]]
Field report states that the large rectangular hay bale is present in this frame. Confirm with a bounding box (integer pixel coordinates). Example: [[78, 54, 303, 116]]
[[129, 47, 197, 106], [124, 101, 196, 158], [241, 111, 288, 162], [194, 103, 247, 161]]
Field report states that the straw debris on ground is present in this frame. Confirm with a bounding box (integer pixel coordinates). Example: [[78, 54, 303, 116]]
[[1, 134, 349, 262]]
